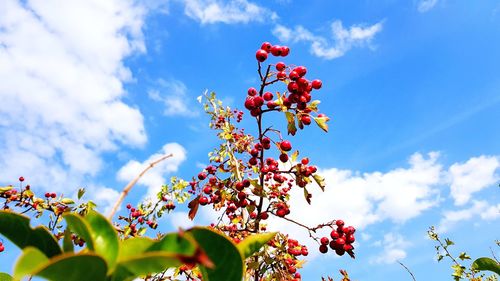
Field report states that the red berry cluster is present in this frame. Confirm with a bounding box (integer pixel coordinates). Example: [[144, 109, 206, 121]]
[[70, 234, 86, 247], [318, 220, 356, 258], [255, 42, 290, 62], [125, 204, 158, 234]]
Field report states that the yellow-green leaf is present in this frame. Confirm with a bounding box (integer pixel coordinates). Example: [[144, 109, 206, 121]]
[[237, 232, 277, 259], [14, 247, 49, 280]]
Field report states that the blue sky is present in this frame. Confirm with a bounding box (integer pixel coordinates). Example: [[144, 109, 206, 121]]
[[1, 0, 499, 280]]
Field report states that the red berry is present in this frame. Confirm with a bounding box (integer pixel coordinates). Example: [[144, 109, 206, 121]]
[[279, 153, 289, 163], [319, 244, 328, 253], [347, 234, 355, 243], [294, 66, 307, 77], [19, 176, 24, 182], [253, 96, 264, 107], [45, 192, 50, 198], [287, 82, 298, 93], [320, 237, 329, 245], [126, 204, 132, 209], [244, 98, 255, 110], [276, 208, 287, 217], [289, 71, 299, 80], [199, 196, 209, 205], [270, 45, 282, 56], [277, 71, 287, 80], [336, 238, 346, 246], [263, 92, 273, 101], [50, 193, 56, 198], [335, 248, 345, 256], [300, 115, 311, 125], [312, 79, 322, 89], [301, 158, 309, 165], [198, 172, 207, 180], [336, 220, 345, 227], [248, 87, 257, 96], [203, 186, 213, 194], [261, 42, 272, 52], [259, 212, 269, 220], [280, 140, 292, 151], [276, 62, 286, 71], [330, 230, 340, 239], [0, 245, 5, 252], [280, 46, 290, 57], [256, 49, 268, 62]]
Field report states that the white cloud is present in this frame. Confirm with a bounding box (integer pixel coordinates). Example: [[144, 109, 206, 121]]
[[438, 200, 500, 232], [370, 233, 410, 264], [272, 19, 383, 60], [182, 0, 278, 24], [116, 142, 187, 197], [88, 185, 121, 215], [148, 79, 198, 117], [418, 0, 438, 13], [0, 0, 148, 196], [448, 155, 499, 206], [267, 152, 442, 258], [170, 211, 195, 229]]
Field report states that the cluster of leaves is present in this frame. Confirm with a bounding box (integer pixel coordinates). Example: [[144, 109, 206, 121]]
[[0, 208, 276, 281], [428, 226, 500, 281]]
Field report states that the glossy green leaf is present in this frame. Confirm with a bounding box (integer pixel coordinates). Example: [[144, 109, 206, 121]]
[[189, 227, 244, 281], [237, 232, 276, 259], [14, 247, 49, 280], [0, 273, 13, 281], [118, 237, 155, 262], [84, 210, 120, 271], [147, 233, 197, 256], [472, 257, 500, 275], [0, 210, 61, 257], [34, 253, 107, 281], [64, 213, 95, 251]]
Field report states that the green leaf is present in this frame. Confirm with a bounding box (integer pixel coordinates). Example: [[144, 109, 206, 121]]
[[14, 247, 49, 280], [118, 237, 155, 262], [61, 198, 75, 205], [458, 252, 471, 261], [77, 188, 85, 200], [112, 252, 186, 281], [113, 233, 199, 281], [63, 228, 74, 253], [0, 273, 12, 281], [312, 174, 326, 191], [285, 112, 297, 136], [0, 186, 13, 193], [84, 210, 120, 271], [64, 213, 95, 251], [189, 227, 244, 281], [472, 257, 500, 275], [34, 253, 107, 281], [0, 210, 62, 257], [313, 116, 329, 133], [445, 238, 455, 246], [237, 232, 276, 259], [147, 233, 198, 256]]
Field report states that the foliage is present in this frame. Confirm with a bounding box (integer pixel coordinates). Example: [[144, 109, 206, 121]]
[[428, 226, 499, 281]]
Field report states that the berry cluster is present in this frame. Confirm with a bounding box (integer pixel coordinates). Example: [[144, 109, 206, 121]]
[[318, 220, 356, 258], [124, 204, 158, 235], [255, 42, 290, 62]]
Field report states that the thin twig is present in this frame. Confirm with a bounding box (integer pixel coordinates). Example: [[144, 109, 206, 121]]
[[397, 260, 417, 281], [107, 153, 173, 220]]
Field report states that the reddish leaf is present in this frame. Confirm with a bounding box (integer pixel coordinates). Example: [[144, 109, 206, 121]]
[[188, 196, 200, 220]]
